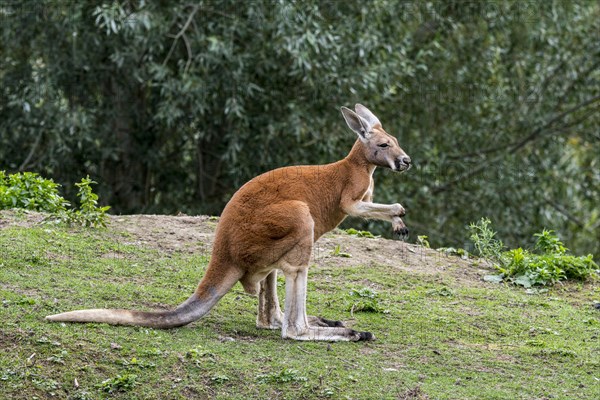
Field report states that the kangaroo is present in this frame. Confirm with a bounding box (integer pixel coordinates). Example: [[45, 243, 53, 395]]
[[46, 104, 411, 341]]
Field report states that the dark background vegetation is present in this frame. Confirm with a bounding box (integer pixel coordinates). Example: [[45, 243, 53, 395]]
[[1, 0, 598, 256]]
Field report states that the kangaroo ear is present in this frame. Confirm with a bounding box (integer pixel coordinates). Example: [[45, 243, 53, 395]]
[[340, 106, 372, 141], [354, 104, 381, 128]]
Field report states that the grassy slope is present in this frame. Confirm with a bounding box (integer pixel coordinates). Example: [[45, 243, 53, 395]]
[[0, 213, 599, 399]]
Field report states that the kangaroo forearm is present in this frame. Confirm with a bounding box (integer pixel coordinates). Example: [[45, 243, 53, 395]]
[[345, 201, 405, 222]]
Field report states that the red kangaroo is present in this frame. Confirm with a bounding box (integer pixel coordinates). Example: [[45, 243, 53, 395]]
[[47, 104, 411, 341]]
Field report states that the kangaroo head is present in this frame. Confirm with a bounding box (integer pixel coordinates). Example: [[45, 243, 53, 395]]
[[340, 104, 411, 172]]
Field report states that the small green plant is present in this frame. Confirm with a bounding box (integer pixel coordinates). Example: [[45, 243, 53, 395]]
[[534, 229, 568, 255], [139, 347, 164, 356], [119, 357, 156, 369], [256, 369, 308, 384], [347, 287, 388, 313], [437, 247, 469, 259], [69, 391, 93, 400], [3, 296, 37, 306], [185, 346, 215, 359], [417, 235, 430, 248], [0, 368, 24, 383], [468, 217, 504, 260], [211, 375, 230, 384], [331, 244, 352, 258], [344, 228, 379, 239], [97, 373, 137, 393], [68, 176, 111, 227], [32, 378, 60, 392], [497, 247, 598, 288], [427, 287, 454, 297], [185, 346, 217, 366], [46, 350, 68, 365]]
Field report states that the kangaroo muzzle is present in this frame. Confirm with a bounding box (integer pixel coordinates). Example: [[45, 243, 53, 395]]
[[394, 155, 411, 172]]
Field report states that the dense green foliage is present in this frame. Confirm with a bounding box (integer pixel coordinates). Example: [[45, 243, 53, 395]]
[[1, 1, 598, 256], [0, 171, 109, 227], [497, 230, 598, 287], [469, 218, 599, 287], [0, 171, 69, 213]]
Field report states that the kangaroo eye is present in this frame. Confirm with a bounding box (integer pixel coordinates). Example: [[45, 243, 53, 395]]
[[377, 143, 390, 148]]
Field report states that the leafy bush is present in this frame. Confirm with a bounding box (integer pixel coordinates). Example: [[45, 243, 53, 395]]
[[470, 219, 598, 287], [0, 171, 109, 227], [0, 171, 70, 213], [497, 233, 598, 287]]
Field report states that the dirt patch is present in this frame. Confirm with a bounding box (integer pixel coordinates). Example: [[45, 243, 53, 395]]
[[314, 232, 492, 284], [0, 209, 48, 228], [109, 214, 216, 255], [398, 385, 430, 400], [108, 214, 492, 284], [1, 211, 493, 285], [0, 329, 27, 351]]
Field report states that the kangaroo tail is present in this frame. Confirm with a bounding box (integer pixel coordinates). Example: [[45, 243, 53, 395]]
[[46, 263, 242, 329]]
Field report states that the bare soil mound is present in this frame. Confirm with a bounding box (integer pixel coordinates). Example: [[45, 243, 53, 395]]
[[107, 214, 492, 285], [0, 210, 493, 285]]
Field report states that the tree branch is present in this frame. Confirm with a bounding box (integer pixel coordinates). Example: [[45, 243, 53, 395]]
[[556, 57, 600, 110], [162, 5, 200, 68], [182, 32, 193, 74], [433, 95, 600, 194], [19, 132, 43, 171], [510, 94, 600, 152], [448, 94, 600, 160], [543, 196, 588, 231]]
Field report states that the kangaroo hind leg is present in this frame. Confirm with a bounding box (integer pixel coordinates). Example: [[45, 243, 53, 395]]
[[256, 270, 284, 329], [259, 201, 371, 341], [281, 267, 373, 342], [252, 270, 344, 330]]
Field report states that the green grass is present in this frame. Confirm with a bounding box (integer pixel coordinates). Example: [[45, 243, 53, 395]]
[[1, 223, 599, 399]]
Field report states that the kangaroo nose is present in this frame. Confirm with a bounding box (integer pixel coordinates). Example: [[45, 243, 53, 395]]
[[402, 156, 411, 166]]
